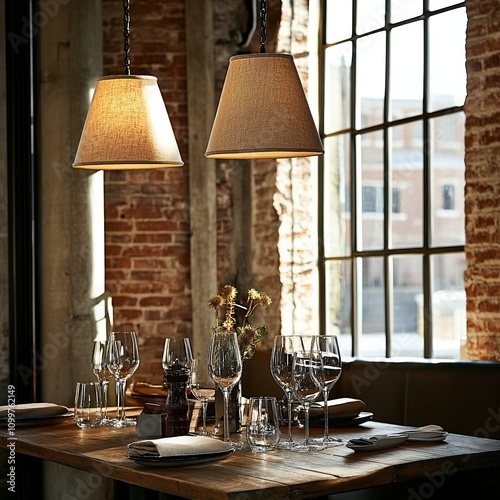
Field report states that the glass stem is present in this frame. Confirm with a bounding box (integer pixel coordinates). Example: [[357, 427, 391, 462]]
[[304, 402, 310, 446], [286, 389, 293, 443], [323, 389, 329, 441], [201, 399, 208, 434], [101, 380, 109, 419], [222, 388, 230, 442], [117, 379, 126, 422]]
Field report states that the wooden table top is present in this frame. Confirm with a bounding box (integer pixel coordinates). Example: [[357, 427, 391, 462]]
[[2, 414, 500, 499]]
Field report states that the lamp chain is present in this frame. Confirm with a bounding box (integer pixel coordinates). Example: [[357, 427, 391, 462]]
[[123, 0, 131, 75], [259, 0, 267, 53]]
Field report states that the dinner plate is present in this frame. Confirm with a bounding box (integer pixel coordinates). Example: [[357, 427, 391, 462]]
[[310, 411, 374, 428], [0, 412, 74, 428], [128, 449, 234, 468]]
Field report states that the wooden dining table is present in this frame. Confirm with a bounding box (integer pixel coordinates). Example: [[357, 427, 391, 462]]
[[2, 412, 500, 499]]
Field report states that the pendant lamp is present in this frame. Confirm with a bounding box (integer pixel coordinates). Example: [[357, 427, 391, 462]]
[[205, 0, 323, 160], [73, 1, 183, 170]]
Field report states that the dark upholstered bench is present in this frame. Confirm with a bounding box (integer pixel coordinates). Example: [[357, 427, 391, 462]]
[[243, 351, 500, 440]]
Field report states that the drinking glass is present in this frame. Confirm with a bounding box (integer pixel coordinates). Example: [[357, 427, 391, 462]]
[[208, 330, 243, 450], [246, 396, 281, 452], [190, 358, 216, 436], [91, 340, 113, 425], [106, 331, 140, 427], [162, 337, 193, 370], [310, 335, 343, 446], [292, 350, 323, 451], [270, 335, 310, 449], [74, 382, 102, 428]]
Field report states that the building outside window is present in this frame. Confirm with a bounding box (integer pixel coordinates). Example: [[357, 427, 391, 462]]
[[319, 0, 467, 359]]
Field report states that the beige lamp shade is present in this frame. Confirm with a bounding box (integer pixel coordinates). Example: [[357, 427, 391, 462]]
[[205, 53, 324, 159], [73, 75, 183, 169]]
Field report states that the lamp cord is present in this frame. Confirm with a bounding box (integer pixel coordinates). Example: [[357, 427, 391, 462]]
[[123, 0, 131, 75], [259, 0, 267, 53]]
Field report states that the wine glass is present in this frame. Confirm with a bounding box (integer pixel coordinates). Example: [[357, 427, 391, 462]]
[[310, 335, 342, 446], [162, 337, 193, 370], [208, 330, 243, 449], [291, 350, 323, 452], [270, 335, 310, 449], [106, 331, 140, 427], [190, 358, 216, 436], [91, 340, 113, 425]]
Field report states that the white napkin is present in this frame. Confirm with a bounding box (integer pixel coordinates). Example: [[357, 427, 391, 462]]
[[128, 435, 234, 458], [0, 403, 69, 420], [309, 398, 366, 419], [404, 425, 448, 442]]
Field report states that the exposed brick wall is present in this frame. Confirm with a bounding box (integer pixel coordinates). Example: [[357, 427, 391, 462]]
[[464, 0, 500, 360], [103, 0, 190, 381], [101, 0, 330, 384]]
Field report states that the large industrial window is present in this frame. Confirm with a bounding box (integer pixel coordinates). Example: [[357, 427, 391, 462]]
[[318, 0, 467, 359]]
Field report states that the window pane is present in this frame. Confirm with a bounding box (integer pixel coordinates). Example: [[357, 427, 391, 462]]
[[431, 253, 466, 359], [325, 259, 352, 355], [357, 0, 385, 35], [431, 113, 465, 247], [390, 22, 423, 120], [360, 257, 385, 357], [324, 135, 351, 257], [393, 255, 424, 357], [324, 42, 352, 134], [326, 0, 352, 44], [391, 0, 422, 24], [391, 121, 423, 249], [360, 131, 384, 250], [428, 8, 466, 112], [357, 32, 386, 128]]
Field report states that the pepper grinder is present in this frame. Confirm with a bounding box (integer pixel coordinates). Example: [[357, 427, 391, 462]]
[[162, 360, 190, 436], [161, 337, 193, 437]]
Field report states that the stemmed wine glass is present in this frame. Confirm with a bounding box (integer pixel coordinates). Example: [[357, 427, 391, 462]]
[[310, 335, 342, 447], [291, 350, 323, 452], [91, 339, 113, 425], [208, 330, 243, 450], [190, 358, 216, 436], [270, 335, 309, 449], [106, 331, 140, 427], [162, 337, 193, 369]]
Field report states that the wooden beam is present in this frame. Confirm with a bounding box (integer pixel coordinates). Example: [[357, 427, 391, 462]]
[[186, 0, 217, 359]]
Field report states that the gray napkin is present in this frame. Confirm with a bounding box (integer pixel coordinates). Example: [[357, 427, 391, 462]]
[[128, 435, 234, 458]]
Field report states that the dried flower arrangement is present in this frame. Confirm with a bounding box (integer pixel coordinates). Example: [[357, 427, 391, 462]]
[[209, 284, 272, 360]]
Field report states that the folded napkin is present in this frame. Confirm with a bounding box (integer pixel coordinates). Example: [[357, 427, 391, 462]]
[[346, 433, 409, 452], [0, 403, 69, 420], [309, 397, 366, 419], [404, 425, 448, 442], [127, 435, 234, 458]]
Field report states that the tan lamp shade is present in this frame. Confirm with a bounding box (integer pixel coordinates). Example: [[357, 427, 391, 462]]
[[73, 75, 183, 169], [205, 53, 324, 160]]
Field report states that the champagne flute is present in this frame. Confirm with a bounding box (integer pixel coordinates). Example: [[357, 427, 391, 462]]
[[292, 350, 323, 452], [208, 330, 243, 449], [106, 331, 140, 427], [310, 335, 342, 446], [270, 335, 310, 449], [91, 340, 113, 425], [190, 358, 216, 436]]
